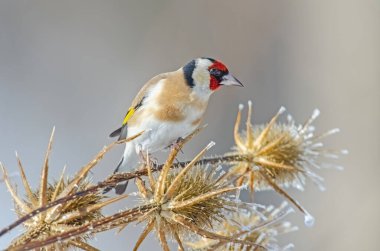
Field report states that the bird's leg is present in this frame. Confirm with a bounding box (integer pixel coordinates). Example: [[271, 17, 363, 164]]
[[136, 146, 158, 168], [136, 144, 146, 163], [165, 138, 185, 163], [167, 137, 185, 153], [145, 150, 158, 168]]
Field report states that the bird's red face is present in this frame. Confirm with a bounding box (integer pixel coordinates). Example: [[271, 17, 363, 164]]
[[208, 61, 228, 91], [208, 60, 243, 91]]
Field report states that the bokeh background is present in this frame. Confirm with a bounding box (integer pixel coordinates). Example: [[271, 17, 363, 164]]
[[0, 1, 379, 250]]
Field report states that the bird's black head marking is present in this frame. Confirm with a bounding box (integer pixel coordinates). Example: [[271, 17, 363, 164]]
[[183, 59, 196, 88], [201, 57, 216, 63]]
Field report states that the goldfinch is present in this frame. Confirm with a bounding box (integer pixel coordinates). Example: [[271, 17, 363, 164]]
[[109, 57, 243, 194]]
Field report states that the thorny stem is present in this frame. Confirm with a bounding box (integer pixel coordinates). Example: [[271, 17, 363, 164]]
[[0, 154, 254, 238]]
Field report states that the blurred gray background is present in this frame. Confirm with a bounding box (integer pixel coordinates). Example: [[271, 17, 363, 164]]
[[0, 1, 379, 250]]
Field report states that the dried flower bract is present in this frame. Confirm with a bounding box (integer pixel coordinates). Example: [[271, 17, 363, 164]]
[[187, 202, 297, 251]]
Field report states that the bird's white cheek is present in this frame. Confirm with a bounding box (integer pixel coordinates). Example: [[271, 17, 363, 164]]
[[193, 69, 209, 85]]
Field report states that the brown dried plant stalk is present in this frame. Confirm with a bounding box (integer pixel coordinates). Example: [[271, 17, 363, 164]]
[[0, 103, 344, 250]]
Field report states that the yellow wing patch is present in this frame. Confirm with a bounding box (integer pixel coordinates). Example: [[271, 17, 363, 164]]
[[122, 107, 135, 125]]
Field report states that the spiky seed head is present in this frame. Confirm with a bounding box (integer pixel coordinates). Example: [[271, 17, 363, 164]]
[[2, 129, 139, 251], [9, 178, 103, 250], [231, 103, 345, 192], [137, 165, 237, 243], [127, 140, 246, 251]]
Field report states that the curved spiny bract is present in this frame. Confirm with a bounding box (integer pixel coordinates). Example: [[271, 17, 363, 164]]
[[187, 202, 298, 251]]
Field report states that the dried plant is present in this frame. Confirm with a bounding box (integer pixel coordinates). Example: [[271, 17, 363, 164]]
[[186, 202, 298, 251], [1, 129, 141, 251], [229, 101, 346, 224], [0, 103, 345, 250], [129, 141, 246, 251]]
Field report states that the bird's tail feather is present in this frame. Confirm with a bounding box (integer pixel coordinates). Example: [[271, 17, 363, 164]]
[[109, 124, 128, 140], [102, 156, 127, 194], [114, 181, 129, 195]]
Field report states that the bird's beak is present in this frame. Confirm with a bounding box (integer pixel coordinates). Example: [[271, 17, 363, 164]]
[[221, 74, 244, 87]]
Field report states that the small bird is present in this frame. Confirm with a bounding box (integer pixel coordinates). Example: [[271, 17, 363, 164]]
[[108, 57, 243, 194]]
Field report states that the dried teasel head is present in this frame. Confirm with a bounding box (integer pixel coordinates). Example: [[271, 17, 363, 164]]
[[1, 128, 129, 251], [230, 102, 346, 225], [124, 135, 263, 251], [187, 202, 298, 251]]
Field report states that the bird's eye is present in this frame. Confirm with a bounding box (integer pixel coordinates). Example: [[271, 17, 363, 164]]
[[210, 68, 223, 77]]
